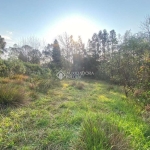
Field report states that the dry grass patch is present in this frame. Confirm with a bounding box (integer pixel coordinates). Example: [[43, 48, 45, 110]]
[[0, 83, 29, 107], [0, 78, 11, 84], [10, 74, 29, 81], [70, 81, 85, 90]]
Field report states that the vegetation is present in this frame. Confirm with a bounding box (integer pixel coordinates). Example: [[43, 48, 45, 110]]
[[0, 79, 150, 149], [0, 83, 28, 107], [0, 15, 150, 149], [0, 35, 6, 51]]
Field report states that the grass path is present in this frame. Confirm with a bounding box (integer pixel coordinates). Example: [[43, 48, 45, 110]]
[[0, 79, 150, 150]]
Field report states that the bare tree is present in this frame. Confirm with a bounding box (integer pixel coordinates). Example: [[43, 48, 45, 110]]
[[141, 15, 150, 42], [18, 36, 46, 50], [58, 32, 85, 63], [58, 32, 72, 62]]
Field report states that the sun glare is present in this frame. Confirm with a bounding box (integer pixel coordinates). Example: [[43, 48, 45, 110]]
[[46, 15, 100, 43], [59, 16, 90, 36]]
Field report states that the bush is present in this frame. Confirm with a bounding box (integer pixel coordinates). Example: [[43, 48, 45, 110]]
[[37, 79, 61, 93], [0, 59, 9, 76], [0, 59, 26, 77], [24, 62, 43, 75], [136, 54, 150, 104], [0, 83, 28, 107], [8, 59, 26, 75]]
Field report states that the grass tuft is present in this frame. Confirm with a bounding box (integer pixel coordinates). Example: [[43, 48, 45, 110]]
[[70, 81, 85, 90], [0, 83, 29, 107], [73, 114, 131, 150]]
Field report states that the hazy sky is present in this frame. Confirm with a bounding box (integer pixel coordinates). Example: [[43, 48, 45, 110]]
[[0, 0, 150, 47]]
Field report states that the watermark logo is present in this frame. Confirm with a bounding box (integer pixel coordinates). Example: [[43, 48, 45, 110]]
[[56, 70, 66, 80], [56, 70, 94, 80]]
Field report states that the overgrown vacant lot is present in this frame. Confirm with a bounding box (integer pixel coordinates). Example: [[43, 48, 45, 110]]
[[0, 79, 150, 150]]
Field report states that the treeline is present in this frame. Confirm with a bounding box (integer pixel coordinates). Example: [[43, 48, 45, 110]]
[[0, 16, 150, 103]]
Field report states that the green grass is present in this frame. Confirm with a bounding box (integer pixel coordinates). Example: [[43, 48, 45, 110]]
[[0, 78, 150, 149]]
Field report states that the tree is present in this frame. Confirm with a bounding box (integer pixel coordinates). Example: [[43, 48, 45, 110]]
[[109, 30, 118, 78], [58, 33, 84, 60], [58, 33, 86, 71], [58, 32, 72, 62], [109, 30, 118, 54], [52, 39, 62, 68], [0, 35, 6, 53], [101, 29, 109, 59], [18, 36, 46, 50], [41, 44, 53, 65], [28, 49, 41, 64], [141, 15, 150, 42], [18, 45, 33, 62]]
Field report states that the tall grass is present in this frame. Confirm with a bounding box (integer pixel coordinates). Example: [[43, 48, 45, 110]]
[[10, 74, 28, 81], [0, 83, 28, 107], [70, 81, 85, 90], [73, 114, 131, 150]]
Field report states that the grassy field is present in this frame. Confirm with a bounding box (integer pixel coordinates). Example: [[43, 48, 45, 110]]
[[0, 78, 150, 150]]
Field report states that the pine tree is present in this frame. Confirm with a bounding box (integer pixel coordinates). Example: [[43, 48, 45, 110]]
[[52, 39, 62, 68]]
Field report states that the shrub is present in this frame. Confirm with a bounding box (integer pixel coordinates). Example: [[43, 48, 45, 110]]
[[134, 90, 150, 104], [24, 62, 43, 75], [0, 83, 28, 107], [136, 54, 150, 104], [0, 59, 9, 76], [7, 59, 26, 75], [0, 59, 26, 77], [37, 79, 61, 93]]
